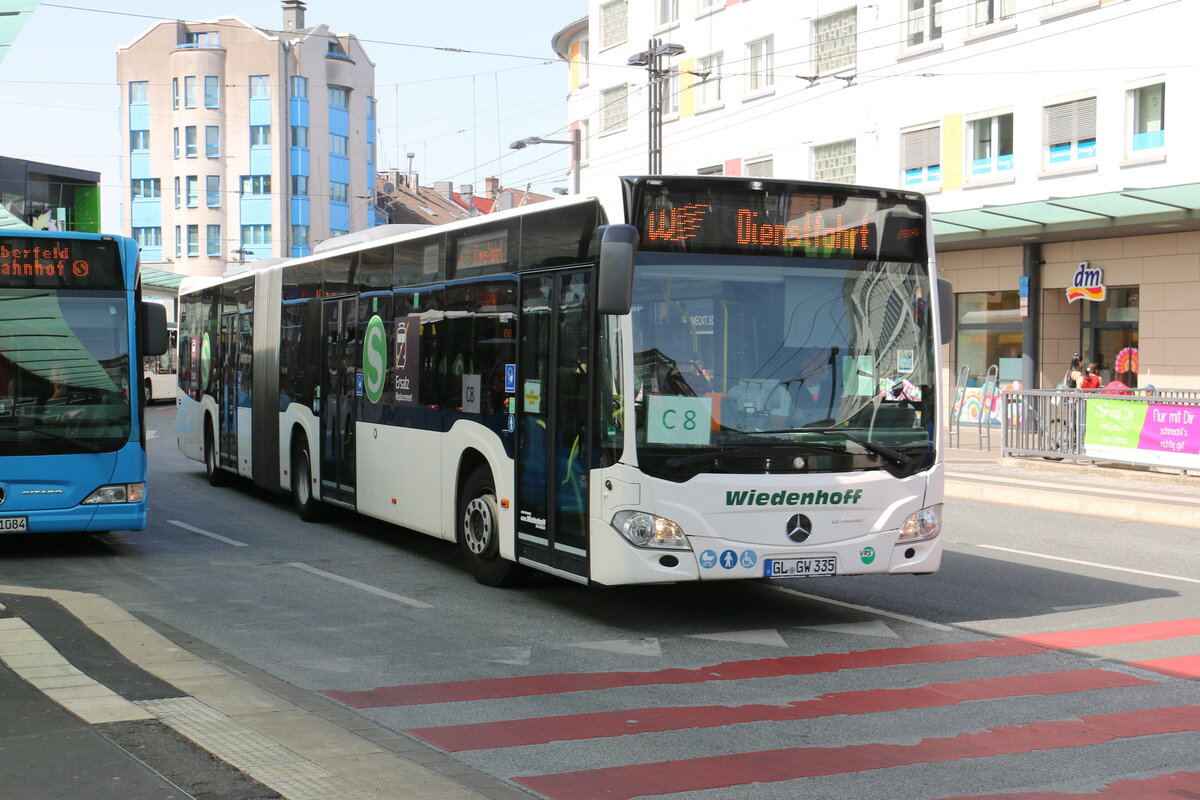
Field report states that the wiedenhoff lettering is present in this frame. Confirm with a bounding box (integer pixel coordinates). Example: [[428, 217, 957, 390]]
[[724, 488, 864, 506]]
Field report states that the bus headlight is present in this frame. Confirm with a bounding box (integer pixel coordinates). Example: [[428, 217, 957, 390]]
[[612, 511, 690, 550], [82, 483, 145, 505], [897, 504, 941, 543]]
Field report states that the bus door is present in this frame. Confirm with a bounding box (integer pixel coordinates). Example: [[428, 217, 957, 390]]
[[516, 270, 593, 580], [320, 296, 357, 507], [217, 312, 239, 471]]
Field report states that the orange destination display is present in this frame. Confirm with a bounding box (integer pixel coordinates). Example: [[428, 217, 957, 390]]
[[0, 236, 124, 289], [628, 176, 927, 263]]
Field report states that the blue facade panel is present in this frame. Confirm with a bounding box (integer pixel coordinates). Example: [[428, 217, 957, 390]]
[[249, 97, 272, 126], [129, 153, 151, 179], [291, 196, 310, 225], [290, 147, 310, 176], [329, 154, 349, 184], [141, 246, 163, 262], [249, 146, 272, 175], [129, 103, 150, 131], [131, 199, 161, 227], [290, 97, 309, 127], [329, 107, 349, 135], [240, 197, 272, 224], [291, 245, 311, 258], [329, 201, 349, 231]]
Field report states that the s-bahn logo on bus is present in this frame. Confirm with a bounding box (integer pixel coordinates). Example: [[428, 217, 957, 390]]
[[362, 315, 387, 404], [1066, 262, 1106, 303]]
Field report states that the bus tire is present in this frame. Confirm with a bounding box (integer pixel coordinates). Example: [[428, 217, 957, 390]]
[[204, 422, 226, 487], [291, 433, 323, 522], [458, 466, 520, 587]]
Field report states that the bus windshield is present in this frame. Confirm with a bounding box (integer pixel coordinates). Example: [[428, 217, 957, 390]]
[[0, 289, 132, 455], [626, 252, 935, 480]]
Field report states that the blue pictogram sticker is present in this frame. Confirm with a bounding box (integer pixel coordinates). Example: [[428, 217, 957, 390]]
[[504, 363, 517, 393], [740, 550, 757, 568], [699, 550, 718, 569], [355, 373, 364, 396], [720, 549, 738, 569], [505, 413, 516, 433]]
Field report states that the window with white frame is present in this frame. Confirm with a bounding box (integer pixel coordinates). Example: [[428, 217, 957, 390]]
[[290, 76, 307, 98], [814, 8, 856, 74], [329, 182, 349, 203], [659, 67, 680, 116], [697, 53, 723, 107], [973, 0, 1015, 26], [205, 125, 220, 157], [902, 127, 940, 187], [240, 175, 271, 195], [175, 226, 180, 258], [969, 113, 1014, 176], [601, 85, 628, 133], [241, 225, 271, 246], [173, 177, 180, 208], [813, 139, 856, 183], [746, 158, 774, 178], [1043, 97, 1096, 167], [601, 1, 628, 48], [657, 0, 679, 27], [187, 224, 199, 257], [906, 0, 942, 47], [330, 133, 348, 155], [579, 119, 591, 163], [129, 81, 148, 102], [204, 75, 220, 108], [250, 125, 271, 146], [579, 37, 590, 84], [249, 75, 270, 98], [747, 36, 774, 93], [1128, 82, 1164, 154], [328, 85, 349, 108], [206, 225, 221, 257], [206, 175, 221, 207], [292, 175, 308, 196], [131, 179, 159, 199], [132, 227, 161, 248], [130, 130, 150, 152], [185, 126, 197, 158], [185, 176, 198, 207], [184, 76, 196, 108]]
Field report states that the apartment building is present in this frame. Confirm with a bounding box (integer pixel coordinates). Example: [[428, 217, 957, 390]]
[[553, 0, 1200, 389], [117, 1, 376, 277]]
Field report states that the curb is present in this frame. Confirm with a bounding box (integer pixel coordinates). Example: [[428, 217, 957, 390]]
[[0, 584, 507, 800], [945, 472, 1200, 528]]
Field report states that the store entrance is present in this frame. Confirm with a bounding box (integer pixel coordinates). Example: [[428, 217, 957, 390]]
[[1081, 286, 1139, 387]]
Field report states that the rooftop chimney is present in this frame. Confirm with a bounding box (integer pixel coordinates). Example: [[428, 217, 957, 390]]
[[485, 176, 500, 199], [282, 0, 306, 31]]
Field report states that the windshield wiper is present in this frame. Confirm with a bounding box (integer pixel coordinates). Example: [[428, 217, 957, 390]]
[[0, 424, 105, 453], [759, 426, 929, 477], [663, 442, 846, 470]]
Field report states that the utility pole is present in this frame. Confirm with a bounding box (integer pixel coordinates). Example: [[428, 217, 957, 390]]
[[628, 39, 685, 174]]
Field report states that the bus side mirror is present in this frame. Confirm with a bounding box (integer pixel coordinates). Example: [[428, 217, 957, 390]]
[[596, 224, 638, 316], [937, 278, 954, 346], [141, 301, 169, 357]]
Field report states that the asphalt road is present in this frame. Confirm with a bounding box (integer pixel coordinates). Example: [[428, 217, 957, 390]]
[[1, 404, 1197, 799]]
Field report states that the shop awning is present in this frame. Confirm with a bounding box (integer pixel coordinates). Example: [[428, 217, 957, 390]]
[[140, 266, 186, 292], [933, 182, 1200, 250]]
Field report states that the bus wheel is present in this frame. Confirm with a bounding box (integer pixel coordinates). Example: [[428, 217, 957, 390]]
[[291, 434, 323, 522], [204, 423, 226, 487], [458, 467, 519, 587]]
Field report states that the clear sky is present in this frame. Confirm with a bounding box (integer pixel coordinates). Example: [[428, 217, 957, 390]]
[[0, 0, 585, 231]]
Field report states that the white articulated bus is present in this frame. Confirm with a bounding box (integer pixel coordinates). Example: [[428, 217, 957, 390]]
[[177, 175, 953, 586]]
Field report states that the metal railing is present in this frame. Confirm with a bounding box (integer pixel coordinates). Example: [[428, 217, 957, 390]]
[[1001, 387, 1200, 462]]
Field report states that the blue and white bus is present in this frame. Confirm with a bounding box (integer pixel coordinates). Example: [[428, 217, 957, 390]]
[[0, 231, 168, 534], [179, 176, 952, 586]]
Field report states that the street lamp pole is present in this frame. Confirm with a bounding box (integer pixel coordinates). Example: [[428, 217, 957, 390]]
[[628, 39, 685, 174], [509, 129, 582, 194]]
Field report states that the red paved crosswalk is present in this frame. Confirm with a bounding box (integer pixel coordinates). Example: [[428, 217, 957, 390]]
[[325, 618, 1200, 799]]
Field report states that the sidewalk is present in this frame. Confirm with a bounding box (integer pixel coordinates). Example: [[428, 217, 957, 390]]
[[945, 429, 1200, 527], [0, 587, 527, 800]]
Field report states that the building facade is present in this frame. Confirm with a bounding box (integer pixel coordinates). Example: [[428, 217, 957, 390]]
[[117, 1, 376, 277], [553, 0, 1200, 390]]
